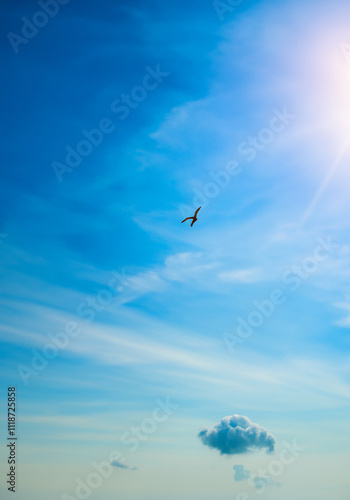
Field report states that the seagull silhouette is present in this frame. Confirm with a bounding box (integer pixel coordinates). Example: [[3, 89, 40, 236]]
[[181, 206, 201, 227]]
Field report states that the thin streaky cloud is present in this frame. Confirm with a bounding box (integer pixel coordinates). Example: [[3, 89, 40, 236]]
[[218, 268, 263, 283], [111, 459, 138, 471]]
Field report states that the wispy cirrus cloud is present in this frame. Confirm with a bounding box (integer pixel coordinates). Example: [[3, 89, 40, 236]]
[[334, 297, 350, 327], [218, 268, 263, 283]]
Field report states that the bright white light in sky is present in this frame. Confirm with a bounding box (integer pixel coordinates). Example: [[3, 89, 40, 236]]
[[291, 28, 350, 224]]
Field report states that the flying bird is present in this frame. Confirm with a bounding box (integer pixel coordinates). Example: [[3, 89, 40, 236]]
[[181, 206, 201, 227]]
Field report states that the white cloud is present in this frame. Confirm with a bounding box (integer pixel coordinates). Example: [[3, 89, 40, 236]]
[[198, 414, 276, 455], [219, 268, 263, 283], [334, 297, 350, 327]]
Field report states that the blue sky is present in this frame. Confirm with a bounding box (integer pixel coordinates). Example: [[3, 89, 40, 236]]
[[1, 0, 350, 498]]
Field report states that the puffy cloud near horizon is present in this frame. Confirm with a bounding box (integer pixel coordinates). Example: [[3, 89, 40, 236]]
[[233, 464, 251, 481], [198, 414, 276, 455], [233, 464, 280, 490], [253, 474, 280, 489], [111, 459, 138, 471]]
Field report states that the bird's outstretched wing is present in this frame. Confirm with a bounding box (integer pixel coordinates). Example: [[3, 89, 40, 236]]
[[181, 217, 193, 223], [194, 206, 201, 217]]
